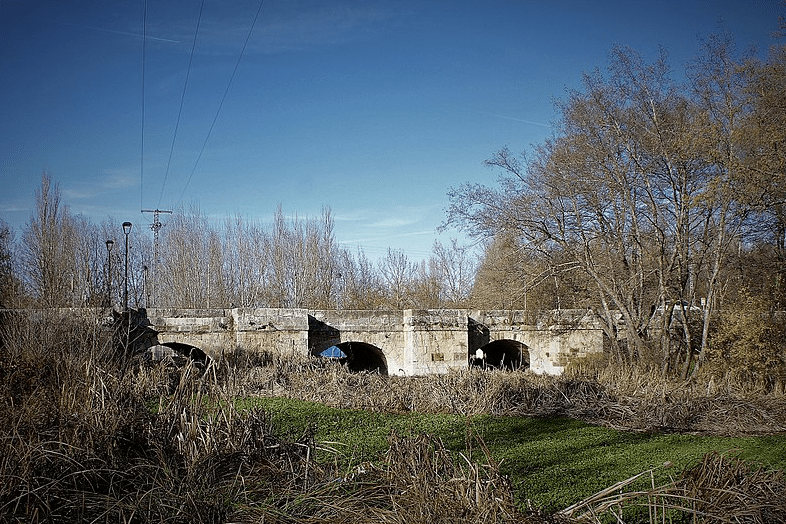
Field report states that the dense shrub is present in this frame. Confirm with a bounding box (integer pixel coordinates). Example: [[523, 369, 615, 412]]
[[705, 290, 786, 382], [0, 311, 532, 523]]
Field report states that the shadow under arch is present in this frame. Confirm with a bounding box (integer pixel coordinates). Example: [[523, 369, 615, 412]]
[[158, 341, 211, 367], [473, 339, 529, 370], [315, 341, 388, 375]]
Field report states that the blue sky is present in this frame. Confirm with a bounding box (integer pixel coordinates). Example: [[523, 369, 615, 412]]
[[1, 0, 782, 261]]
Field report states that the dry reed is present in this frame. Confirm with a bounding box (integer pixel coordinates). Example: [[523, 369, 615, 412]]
[[2, 309, 784, 523], [0, 311, 542, 523], [213, 353, 786, 436]]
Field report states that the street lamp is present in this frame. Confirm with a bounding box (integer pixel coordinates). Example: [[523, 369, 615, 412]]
[[142, 265, 148, 309], [122, 222, 132, 311], [105, 239, 114, 308]]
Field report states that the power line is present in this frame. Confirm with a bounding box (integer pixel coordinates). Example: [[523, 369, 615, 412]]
[[158, 0, 206, 207], [140, 0, 146, 211], [178, 0, 266, 204]]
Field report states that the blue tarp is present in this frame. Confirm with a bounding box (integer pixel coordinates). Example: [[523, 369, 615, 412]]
[[320, 345, 347, 359]]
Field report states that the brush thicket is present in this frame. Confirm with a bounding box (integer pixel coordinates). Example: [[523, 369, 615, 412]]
[[1, 312, 539, 523], [2, 310, 784, 523], [215, 352, 786, 436]]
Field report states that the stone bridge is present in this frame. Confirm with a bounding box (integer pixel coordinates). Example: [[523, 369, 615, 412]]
[[143, 308, 605, 376]]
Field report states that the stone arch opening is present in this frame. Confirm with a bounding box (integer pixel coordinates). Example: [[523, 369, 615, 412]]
[[158, 341, 211, 367], [473, 339, 529, 370], [316, 341, 388, 375]]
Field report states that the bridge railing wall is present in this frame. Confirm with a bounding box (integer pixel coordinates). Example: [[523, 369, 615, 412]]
[[4, 307, 608, 375]]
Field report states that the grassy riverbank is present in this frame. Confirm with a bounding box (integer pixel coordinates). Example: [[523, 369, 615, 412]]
[[2, 312, 785, 522], [242, 396, 786, 513]]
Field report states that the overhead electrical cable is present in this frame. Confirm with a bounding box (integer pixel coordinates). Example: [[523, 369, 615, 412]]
[[158, 0, 206, 207], [140, 0, 146, 211], [178, 0, 266, 204]]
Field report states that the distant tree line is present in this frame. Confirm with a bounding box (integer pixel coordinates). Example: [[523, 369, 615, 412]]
[[147, 203, 475, 310], [445, 31, 786, 379], [1, 176, 137, 310], [0, 175, 475, 313]]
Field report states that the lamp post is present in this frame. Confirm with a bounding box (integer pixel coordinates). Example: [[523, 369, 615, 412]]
[[122, 222, 132, 311], [142, 265, 148, 309], [105, 239, 114, 308]]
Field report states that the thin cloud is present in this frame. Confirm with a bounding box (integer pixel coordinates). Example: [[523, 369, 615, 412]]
[[334, 206, 426, 227], [476, 110, 552, 128], [0, 203, 29, 213], [368, 216, 420, 229], [341, 229, 435, 247], [332, 209, 371, 222], [62, 188, 100, 200], [244, 2, 401, 55], [60, 170, 135, 202], [101, 171, 138, 190]]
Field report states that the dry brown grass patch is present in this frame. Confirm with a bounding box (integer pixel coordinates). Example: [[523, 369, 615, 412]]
[[216, 353, 786, 436], [1, 311, 539, 523]]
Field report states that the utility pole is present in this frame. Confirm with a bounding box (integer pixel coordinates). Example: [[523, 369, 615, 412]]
[[141, 209, 172, 308]]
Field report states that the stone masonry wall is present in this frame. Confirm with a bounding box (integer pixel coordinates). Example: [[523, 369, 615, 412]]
[[137, 308, 606, 375]]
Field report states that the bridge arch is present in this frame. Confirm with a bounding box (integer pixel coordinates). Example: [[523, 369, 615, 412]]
[[314, 341, 388, 375], [155, 341, 211, 367], [473, 339, 529, 370]]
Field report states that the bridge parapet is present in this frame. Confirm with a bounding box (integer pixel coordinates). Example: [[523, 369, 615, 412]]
[[234, 308, 309, 332], [403, 310, 469, 375], [468, 309, 597, 329], [308, 309, 404, 334], [146, 308, 311, 359], [3, 307, 607, 376], [232, 308, 310, 357], [468, 309, 603, 374], [147, 308, 232, 333]]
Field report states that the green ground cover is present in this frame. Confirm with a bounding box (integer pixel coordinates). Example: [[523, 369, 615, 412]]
[[242, 397, 786, 513]]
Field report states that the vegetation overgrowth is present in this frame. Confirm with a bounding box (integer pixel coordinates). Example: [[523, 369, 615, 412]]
[[1, 13, 785, 524], [2, 311, 785, 523], [216, 348, 786, 437]]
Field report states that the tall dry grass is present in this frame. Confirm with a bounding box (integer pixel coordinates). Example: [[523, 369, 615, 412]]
[[0, 311, 538, 523], [2, 309, 784, 523], [212, 351, 786, 436]]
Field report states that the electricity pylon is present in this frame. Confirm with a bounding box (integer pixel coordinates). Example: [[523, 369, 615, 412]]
[[141, 208, 172, 308]]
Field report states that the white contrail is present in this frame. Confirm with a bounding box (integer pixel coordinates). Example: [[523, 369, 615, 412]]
[[48, 19, 180, 43]]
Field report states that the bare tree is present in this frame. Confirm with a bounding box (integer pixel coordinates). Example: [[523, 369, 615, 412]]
[[20, 174, 80, 307], [223, 214, 268, 307], [17, 175, 112, 308], [430, 238, 475, 308], [445, 42, 773, 375], [410, 258, 442, 308], [736, 39, 786, 307], [338, 248, 384, 309], [0, 220, 18, 307], [470, 234, 527, 310], [683, 32, 785, 376], [157, 204, 215, 308], [448, 48, 688, 364], [379, 248, 416, 309], [265, 206, 341, 308]]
